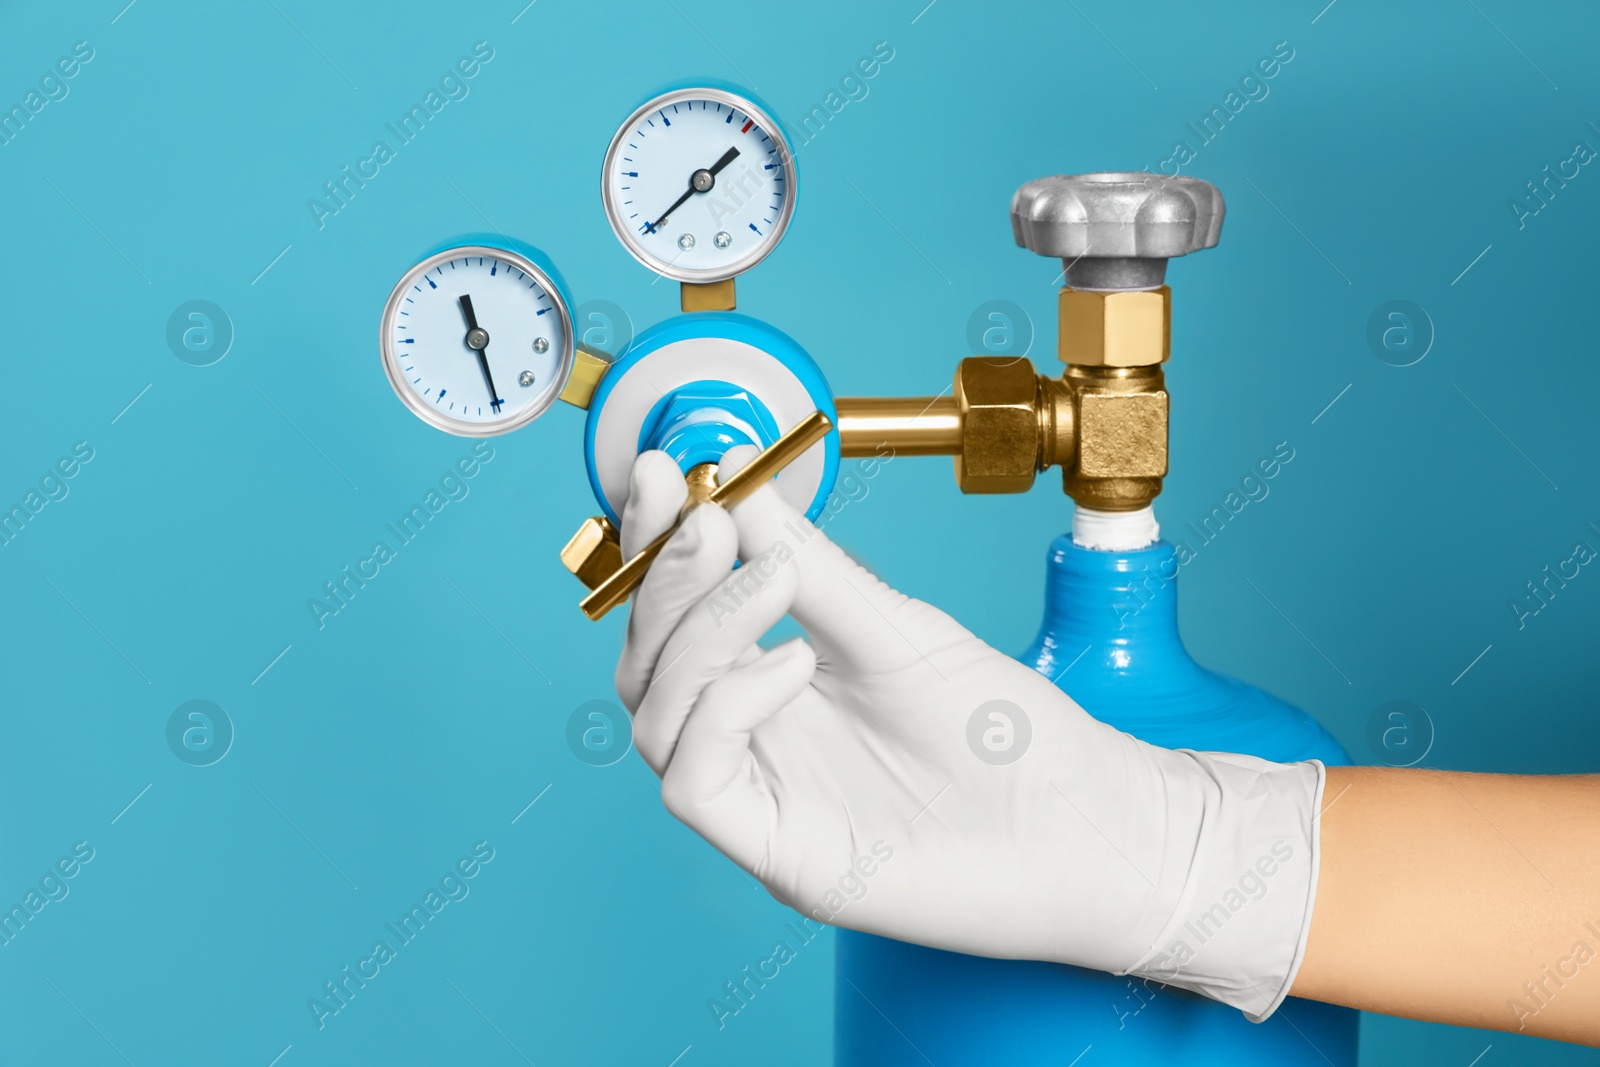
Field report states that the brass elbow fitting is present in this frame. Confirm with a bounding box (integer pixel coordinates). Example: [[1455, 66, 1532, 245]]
[[835, 284, 1171, 510], [1061, 362, 1167, 510], [1054, 282, 1171, 508]]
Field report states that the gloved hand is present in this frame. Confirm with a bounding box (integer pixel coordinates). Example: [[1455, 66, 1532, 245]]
[[614, 447, 1327, 1021]]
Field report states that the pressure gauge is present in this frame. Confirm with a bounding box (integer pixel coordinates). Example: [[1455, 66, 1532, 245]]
[[601, 87, 797, 283], [379, 244, 574, 437]]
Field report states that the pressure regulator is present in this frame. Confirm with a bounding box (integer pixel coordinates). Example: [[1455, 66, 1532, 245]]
[[375, 85, 832, 618], [373, 83, 1228, 619]]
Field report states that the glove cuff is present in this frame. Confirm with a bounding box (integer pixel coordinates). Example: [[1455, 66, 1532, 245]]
[[1122, 755, 1325, 1022]]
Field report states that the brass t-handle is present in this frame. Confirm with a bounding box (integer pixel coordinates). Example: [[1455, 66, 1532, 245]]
[[577, 410, 833, 621]]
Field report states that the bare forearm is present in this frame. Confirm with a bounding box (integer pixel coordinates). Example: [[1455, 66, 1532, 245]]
[[1292, 766, 1600, 1045]]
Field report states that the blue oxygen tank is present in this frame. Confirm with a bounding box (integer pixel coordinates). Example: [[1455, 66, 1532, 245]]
[[835, 535, 1359, 1065]]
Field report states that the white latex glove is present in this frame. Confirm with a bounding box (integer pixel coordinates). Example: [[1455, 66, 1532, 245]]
[[614, 447, 1328, 1021]]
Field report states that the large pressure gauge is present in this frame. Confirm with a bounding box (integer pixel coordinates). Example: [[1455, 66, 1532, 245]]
[[379, 244, 575, 437], [601, 87, 797, 283]]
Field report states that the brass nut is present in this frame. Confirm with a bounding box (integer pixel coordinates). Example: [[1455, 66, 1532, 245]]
[[953, 357, 1039, 493], [1057, 286, 1170, 367]]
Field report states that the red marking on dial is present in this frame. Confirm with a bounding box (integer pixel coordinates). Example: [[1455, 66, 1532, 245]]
[[740, 119, 753, 133]]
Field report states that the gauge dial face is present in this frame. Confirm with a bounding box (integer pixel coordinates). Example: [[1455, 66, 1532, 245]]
[[601, 87, 797, 283], [379, 246, 574, 437]]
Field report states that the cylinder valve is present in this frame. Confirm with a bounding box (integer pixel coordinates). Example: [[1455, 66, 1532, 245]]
[[835, 172, 1225, 514]]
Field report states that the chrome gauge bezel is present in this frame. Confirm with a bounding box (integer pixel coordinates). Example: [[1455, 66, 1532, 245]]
[[378, 244, 576, 438], [600, 86, 798, 284]]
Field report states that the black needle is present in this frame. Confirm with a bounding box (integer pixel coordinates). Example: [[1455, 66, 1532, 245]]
[[458, 294, 502, 413], [705, 145, 741, 178], [644, 145, 741, 235]]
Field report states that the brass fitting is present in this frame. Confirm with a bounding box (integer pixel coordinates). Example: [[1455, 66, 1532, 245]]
[[559, 346, 613, 410], [680, 278, 737, 312], [833, 396, 961, 456], [839, 172, 1221, 510], [1058, 286, 1170, 367], [836, 287, 1171, 510], [953, 358, 1041, 493], [1062, 364, 1167, 510]]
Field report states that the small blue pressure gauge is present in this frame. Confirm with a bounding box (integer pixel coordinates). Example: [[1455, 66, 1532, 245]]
[[601, 86, 797, 283], [379, 244, 575, 437]]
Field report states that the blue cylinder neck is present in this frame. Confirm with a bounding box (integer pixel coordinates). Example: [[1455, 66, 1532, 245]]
[[1023, 530, 1357, 762], [1025, 534, 1215, 716], [1047, 537, 1184, 642]]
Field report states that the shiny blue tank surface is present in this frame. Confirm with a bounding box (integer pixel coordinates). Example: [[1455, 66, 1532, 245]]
[[836, 535, 1360, 1066]]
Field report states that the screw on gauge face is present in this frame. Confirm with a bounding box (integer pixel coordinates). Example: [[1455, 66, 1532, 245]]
[[533, 336, 549, 353], [644, 145, 740, 234], [714, 231, 732, 249], [519, 370, 535, 387], [458, 294, 504, 413], [678, 234, 695, 251]]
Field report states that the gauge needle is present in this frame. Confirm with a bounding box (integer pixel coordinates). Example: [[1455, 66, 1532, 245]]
[[458, 294, 503, 413], [644, 145, 741, 234]]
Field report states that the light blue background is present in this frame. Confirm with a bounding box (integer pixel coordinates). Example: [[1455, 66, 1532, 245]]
[[2, 1, 1597, 1064]]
